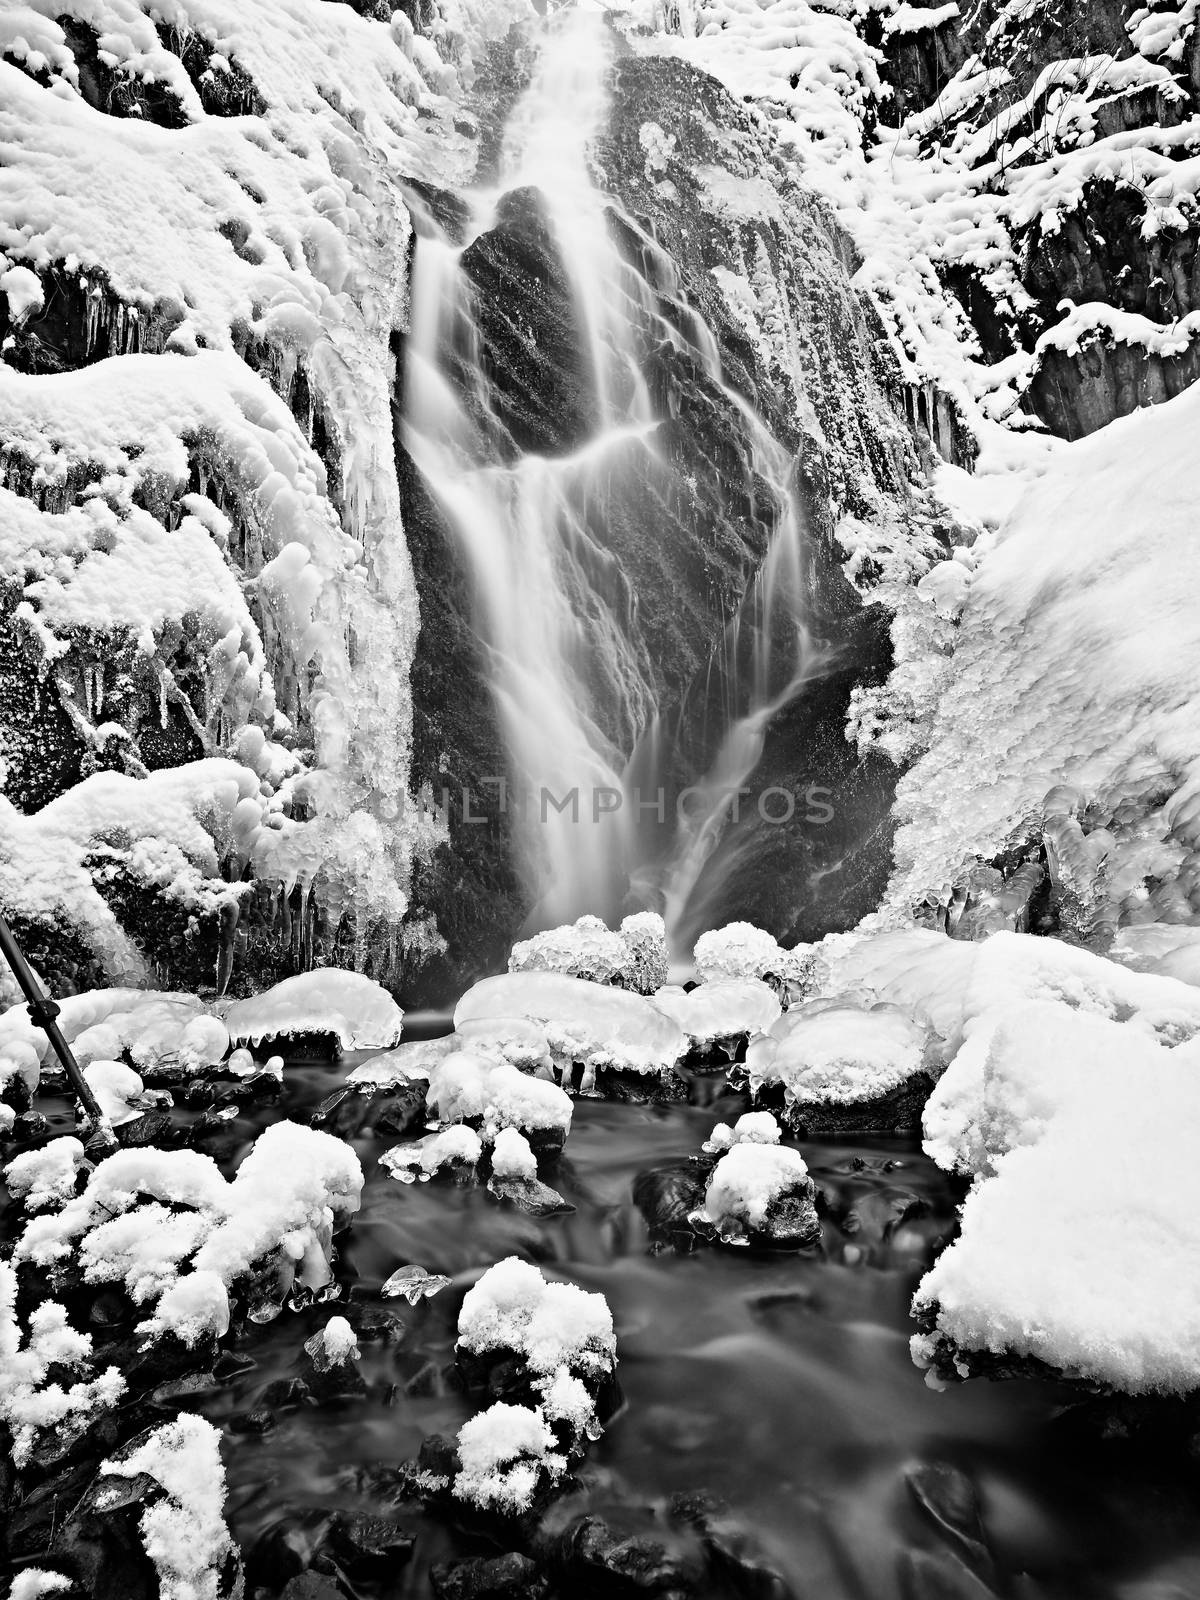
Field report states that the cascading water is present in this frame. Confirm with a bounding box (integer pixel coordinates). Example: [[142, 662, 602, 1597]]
[[403, 7, 823, 950]]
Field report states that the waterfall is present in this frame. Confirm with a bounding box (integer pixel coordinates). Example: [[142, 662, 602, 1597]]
[[402, 7, 822, 951]]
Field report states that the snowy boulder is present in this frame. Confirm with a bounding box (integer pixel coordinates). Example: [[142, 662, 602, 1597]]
[[746, 1001, 933, 1133], [692, 922, 815, 994], [427, 1051, 573, 1154], [455, 972, 687, 1093], [508, 912, 668, 995], [220, 969, 404, 1055], [690, 1143, 819, 1250], [449, 1258, 618, 1514], [486, 1128, 573, 1219], [649, 977, 781, 1058]]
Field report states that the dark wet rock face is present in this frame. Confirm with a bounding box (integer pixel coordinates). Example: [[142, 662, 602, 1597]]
[[876, 0, 1200, 441], [401, 42, 933, 996]]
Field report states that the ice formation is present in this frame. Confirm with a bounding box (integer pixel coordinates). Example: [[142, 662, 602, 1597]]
[[98, 1415, 235, 1600], [0, 1259, 125, 1466], [455, 972, 688, 1082], [888, 385, 1200, 930], [219, 969, 404, 1053], [426, 1051, 572, 1144], [380, 1123, 483, 1184], [304, 1314, 360, 1372], [650, 977, 781, 1053], [508, 912, 668, 995], [16, 1121, 363, 1341]]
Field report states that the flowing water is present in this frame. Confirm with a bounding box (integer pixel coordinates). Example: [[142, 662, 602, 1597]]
[[402, 10, 822, 948], [31, 1043, 1192, 1600]]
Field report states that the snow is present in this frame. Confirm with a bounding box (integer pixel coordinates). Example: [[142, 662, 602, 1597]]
[[508, 912, 668, 994], [426, 1051, 573, 1140], [747, 1001, 929, 1109], [455, 972, 688, 1079], [490, 1126, 539, 1180], [17, 1120, 363, 1342], [698, 1142, 811, 1235], [4, 1137, 87, 1213], [692, 922, 813, 988], [702, 1109, 782, 1154], [82, 1059, 153, 1126], [457, 1256, 616, 1381], [649, 976, 781, 1050], [0, 1259, 125, 1466], [454, 1401, 564, 1514], [219, 969, 404, 1052], [7, 1575, 72, 1600], [913, 1009, 1200, 1394], [0, 263, 43, 321], [304, 1314, 359, 1370], [99, 1415, 233, 1600], [887, 385, 1200, 931]]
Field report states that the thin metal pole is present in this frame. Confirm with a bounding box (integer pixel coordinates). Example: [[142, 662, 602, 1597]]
[[0, 913, 117, 1152]]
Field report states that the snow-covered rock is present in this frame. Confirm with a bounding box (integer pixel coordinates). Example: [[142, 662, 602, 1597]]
[[746, 1000, 933, 1133], [455, 972, 688, 1087], [97, 1415, 237, 1600], [702, 1110, 782, 1155], [4, 1137, 87, 1213], [691, 1142, 819, 1250], [380, 1124, 483, 1184], [451, 1257, 617, 1514], [692, 922, 814, 991], [508, 911, 669, 995], [0, 1259, 124, 1466], [426, 1051, 572, 1151], [16, 1121, 363, 1342]]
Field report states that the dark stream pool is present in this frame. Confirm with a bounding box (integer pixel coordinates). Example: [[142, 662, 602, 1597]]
[[13, 1039, 1200, 1600]]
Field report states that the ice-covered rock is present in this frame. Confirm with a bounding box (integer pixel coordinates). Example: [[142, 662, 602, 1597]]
[[813, 928, 980, 1063], [746, 1001, 933, 1133], [345, 1034, 458, 1089], [692, 923, 815, 992], [455, 973, 687, 1087], [381, 1264, 452, 1304], [650, 977, 781, 1056], [487, 1128, 572, 1218], [220, 969, 404, 1054], [507, 912, 668, 995], [0, 1038, 41, 1108], [97, 1415, 238, 1600], [691, 1143, 819, 1250], [81, 1060, 157, 1128], [0, 1259, 125, 1466], [380, 1125, 483, 1185], [17, 1122, 363, 1342]]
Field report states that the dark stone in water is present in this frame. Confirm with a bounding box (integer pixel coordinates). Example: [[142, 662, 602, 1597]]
[[431, 1551, 549, 1600], [670, 1493, 797, 1600], [113, 1109, 174, 1147], [904, 1463, 994, 1582], [633, 1162, 708, 1252], [778, 1073, 936, 1137], [324, 1512, 416, 1580], [247, 1512, 332, 1590], [545, 1514, 700, 1597], [419, 1433, 463, 1481], [594, 1069, 689, 1107], [279, 1575, 347, 1600]]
